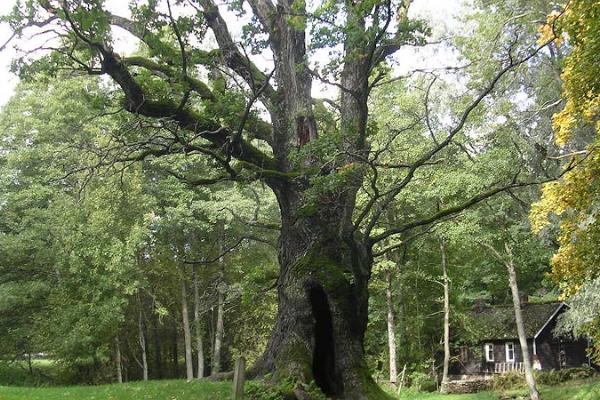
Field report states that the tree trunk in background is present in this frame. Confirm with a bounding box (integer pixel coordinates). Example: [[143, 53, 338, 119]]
[[172, 329, 179, 378], [391, 244, 407, 359], [440, 238, 450, 393], [506, 245, 540, 400], [152, 314, 163, 379], [193, 265, 205, 379], [181, 277, 194, 381], [212, 280, 225, 375], [138, 309, 149, 381], [386, 268, 398, 385], [212, 234, 225, 376], [115, 336, 123, 384]]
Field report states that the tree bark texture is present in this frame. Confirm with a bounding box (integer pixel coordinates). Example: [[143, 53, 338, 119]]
[[386, 268, 398, 385], [181, 277, 194, 381], [193, 265, 205, 379], [440, 238, 450, 393], [212, 239, 225, 376], [506, 246, 540, 400], [115, 336, 123, 384], [138, 309, 149, 381], [250, 185, 389, 399], [212, 283, 225, 375]]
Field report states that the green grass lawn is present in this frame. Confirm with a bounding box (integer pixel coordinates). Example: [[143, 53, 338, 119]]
[[397, 378, 600, 400], [396, 389, 497, 400], [503, 379, 600, 400], [0, 377, 597, 400], [0, 379, 231, 400]]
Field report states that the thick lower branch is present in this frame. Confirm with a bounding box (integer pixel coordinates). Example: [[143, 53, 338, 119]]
[[98, 49, 278, 171]]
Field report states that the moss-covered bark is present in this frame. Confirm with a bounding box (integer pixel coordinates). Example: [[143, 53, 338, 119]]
[[251, 226, 392, 399]]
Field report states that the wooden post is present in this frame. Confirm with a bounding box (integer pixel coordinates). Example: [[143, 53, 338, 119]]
[[232, 357, 246, 400]]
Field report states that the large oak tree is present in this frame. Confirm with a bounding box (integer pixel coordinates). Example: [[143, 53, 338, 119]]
[[2, 0, 561, 397]]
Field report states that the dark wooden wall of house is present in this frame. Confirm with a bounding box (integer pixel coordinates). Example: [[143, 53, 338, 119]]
[[451, 337, 589, 375], [536, 317, 590, 370], [451, 306, 592, 376], [480, 340, 530, 372]]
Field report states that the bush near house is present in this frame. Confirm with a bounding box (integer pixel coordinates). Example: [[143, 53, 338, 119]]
[[398, 377, 600, 400], [492, 367, 598, 390]]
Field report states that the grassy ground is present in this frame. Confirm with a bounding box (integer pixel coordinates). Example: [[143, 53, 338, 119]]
[[397, 378, 600, 400], [0, 379, 231, 400], [396, 390, 497, 400], [0, 375, 597, 399], [503, 378, 600, 400]]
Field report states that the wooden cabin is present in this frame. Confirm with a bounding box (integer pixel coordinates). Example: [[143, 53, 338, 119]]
[[452, 301, 593, 375]]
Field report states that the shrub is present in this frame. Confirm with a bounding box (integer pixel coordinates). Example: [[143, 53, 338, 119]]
[[244, 379, 327, 400], [535, 366, 598, 385], [492, 367, 598, 390], [492, 371, 525, 391], [562, 366, 597, 380], [0, 359, 75, 386], [534, 369, 562, 386], [407, 371, 437, 392], [245, 381, 286, 400]]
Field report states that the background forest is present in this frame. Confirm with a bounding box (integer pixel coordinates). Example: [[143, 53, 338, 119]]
[[0, 0, 598, 399]]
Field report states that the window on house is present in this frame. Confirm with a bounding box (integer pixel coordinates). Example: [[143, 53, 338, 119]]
[[506, 342, 515, 362], [485, 343, 494, 362]]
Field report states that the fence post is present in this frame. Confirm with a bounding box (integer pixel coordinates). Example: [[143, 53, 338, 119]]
[[232, 356, 246, 400]]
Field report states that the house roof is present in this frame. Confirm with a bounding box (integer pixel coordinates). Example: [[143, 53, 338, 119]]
[[469, 302, 564, 341]]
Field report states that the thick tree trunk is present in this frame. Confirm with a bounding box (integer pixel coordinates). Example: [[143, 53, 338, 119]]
[[386, 268, 398, 386], [115, 336, 123, 384], [181, 277, 194, 381], [252, 195, 390, 399], [506, 246, 540, 400], [192, 265, 204, 379], [138, 309, 149, 381], [440, 238, 451, 393], [245, 3, 377, 398]]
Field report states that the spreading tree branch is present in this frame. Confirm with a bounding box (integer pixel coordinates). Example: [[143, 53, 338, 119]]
[[369, 157, 579, 245], [358, 37, 555, 239]]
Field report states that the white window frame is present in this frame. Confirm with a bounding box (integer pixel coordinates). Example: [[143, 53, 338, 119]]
[[505, 342, 515, 363], [485, 343, 494, 362]]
